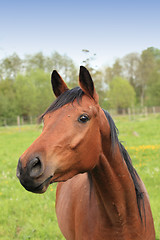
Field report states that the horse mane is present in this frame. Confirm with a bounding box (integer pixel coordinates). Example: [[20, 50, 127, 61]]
[[102, 110, 145, 223], [39, 87, 145, 221]]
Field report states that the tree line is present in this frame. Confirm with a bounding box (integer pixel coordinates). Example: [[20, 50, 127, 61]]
[[0, 47, 160, 125]]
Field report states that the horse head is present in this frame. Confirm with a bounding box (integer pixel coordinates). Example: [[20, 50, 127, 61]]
[[16, 66, 109, 193]]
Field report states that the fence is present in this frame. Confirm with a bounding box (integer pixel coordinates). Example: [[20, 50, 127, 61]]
[[0, 106, 160, 127], [0, 115, 38, 127], [105, 106, 160, 119]]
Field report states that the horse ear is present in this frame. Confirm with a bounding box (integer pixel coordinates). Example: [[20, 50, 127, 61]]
[[79, 66, 99, 103], [51, 70, 69, 97]]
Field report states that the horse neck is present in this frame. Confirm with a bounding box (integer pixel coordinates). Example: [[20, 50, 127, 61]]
[[90, 111, 141, 225]]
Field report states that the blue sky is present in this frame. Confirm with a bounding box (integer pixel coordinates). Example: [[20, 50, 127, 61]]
[[0, 0, 160, 67]]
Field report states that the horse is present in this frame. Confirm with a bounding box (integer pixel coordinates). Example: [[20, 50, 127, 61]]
[[17, 66, 155, 240]]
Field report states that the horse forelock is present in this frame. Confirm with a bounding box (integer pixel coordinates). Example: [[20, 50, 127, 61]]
[[39, 87, 84, 121]]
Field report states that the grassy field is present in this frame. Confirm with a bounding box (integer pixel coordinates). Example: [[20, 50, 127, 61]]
[[0, 114, 160, 239]]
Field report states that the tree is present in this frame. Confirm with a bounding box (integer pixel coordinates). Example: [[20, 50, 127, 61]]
[[104, 66, 113, 84], [104, 59, 123, 85], [0, 53, 22, 80], [28, 69, 53, 116], [24, 52, 46, 72], [147, 47, 160, 61], [15, 69, 53, 118], [46, 52, 78, 87], [112, 59, 123, 78], [146, 71, 160, 106], [122, 52, 140, 88], [136, 48, 156, 106], [0, 79, 17, 121], [14, 74, 37, 117], [108, 77, 135, 112]]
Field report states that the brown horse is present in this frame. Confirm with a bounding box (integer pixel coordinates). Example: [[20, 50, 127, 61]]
[[17, 66, 155, 240]]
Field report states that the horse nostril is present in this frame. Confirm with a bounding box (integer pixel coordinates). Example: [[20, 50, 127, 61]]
[[28, 157, 43, 178], [16, 158, 22, 179]]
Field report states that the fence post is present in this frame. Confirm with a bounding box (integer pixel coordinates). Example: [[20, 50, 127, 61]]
[[21, 117, 24, 125], [128, 108, 131, 121], [17, 116, 20, 127], [4, 119, 7, 126], [30, 116, 33, 125], [152, 106, 156, 114], [145, 107, 148, 117], [132, 107, 135, 120], [17, 116, 21, 131]]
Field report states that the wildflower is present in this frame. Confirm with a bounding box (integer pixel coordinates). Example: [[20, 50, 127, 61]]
[[127, 145, 160, 152]]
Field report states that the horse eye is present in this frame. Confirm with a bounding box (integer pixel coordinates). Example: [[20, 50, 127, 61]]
[[78, 114, 89, 123]]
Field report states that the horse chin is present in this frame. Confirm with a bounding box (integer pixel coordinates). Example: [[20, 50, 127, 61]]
[[31, 170, 79, 193], [22, 175, 53, 194], [33, 184, 49, 194], [49, 169, 79, 183]]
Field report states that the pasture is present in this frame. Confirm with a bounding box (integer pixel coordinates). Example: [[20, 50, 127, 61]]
[[0, 114, 160, 239]]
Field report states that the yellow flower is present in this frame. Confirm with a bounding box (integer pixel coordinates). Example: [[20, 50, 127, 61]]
[[127, 145, 160, 151]]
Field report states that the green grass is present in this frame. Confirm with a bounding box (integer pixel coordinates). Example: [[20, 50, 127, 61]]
[[0, 125, 64, 240], [0, 114, 160, 239]]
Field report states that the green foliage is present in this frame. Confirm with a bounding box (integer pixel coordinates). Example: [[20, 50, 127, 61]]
[[122, 52, 140, 89], [132, 47, 160, 106], [0, 79, 17, 120], [15, 74, 37, 117], [112, 59, 123, 78], [14, 70, 54, 117], [1, 47, 160, 124], [108, 76, 136, 111], [0, 53, 22, 80], [104, 47, 160, 107], [0, 52, 78, 124], [146, 71, 160, 106], [25, 52, 46, 71], [26, 69, 53, 115], [146, 47, 160, 61]]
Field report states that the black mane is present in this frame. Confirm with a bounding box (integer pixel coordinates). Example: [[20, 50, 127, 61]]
[[103, 110, 145, 222], [40, 87, 145, 221]]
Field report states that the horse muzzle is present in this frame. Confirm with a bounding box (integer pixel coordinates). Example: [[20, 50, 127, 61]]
[[16, 157, 53, 193]]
